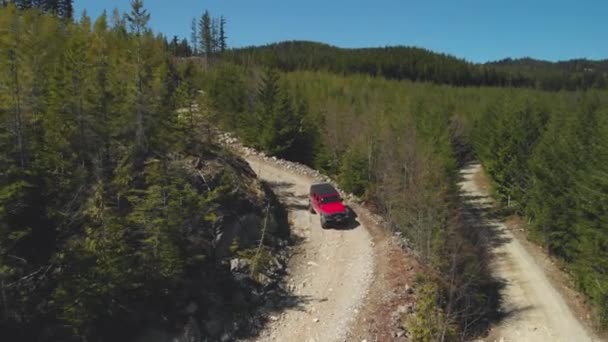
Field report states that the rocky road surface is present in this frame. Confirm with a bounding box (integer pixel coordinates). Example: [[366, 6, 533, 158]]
[[244, 155, 374, 342]]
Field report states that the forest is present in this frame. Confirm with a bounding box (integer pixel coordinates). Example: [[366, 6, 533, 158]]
[[2, 0, 608, 341], [224, 41, 608, 91], [0, 2, 293, 341]]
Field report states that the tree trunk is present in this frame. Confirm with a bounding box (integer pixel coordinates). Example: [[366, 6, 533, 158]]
[[10, 49, 26, 168]]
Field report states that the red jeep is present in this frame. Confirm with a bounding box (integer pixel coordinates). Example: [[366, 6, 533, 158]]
[[308, 183, 349, 229]]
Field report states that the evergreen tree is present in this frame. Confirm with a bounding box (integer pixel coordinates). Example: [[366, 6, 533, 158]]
[[219, 15, 227, 53], [177, 37, 192, 57], [190, 17, 198, 55], [200, 10, 212, 63], [126, 0, 151, 153], [58, 0, 72, 19], [125, 0, 149, 36], [211, 17, 218, 54], [169, 35, 179, 56]]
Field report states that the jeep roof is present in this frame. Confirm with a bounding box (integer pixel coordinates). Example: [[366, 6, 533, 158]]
[[309, 182, 338, 196]]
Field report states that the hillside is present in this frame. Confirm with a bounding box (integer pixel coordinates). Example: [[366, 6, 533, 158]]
[[0, 4, 290, 341], [488, 57, 608, 89], [225, 40, 608, 90]]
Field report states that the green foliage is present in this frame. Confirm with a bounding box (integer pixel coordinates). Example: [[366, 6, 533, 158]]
[[472, 90, 608, 327], [474, 95, 548, 205], [225, 40, 608, 91], [338, 146, 369, 197], [237, 247, 272, 277], [209, 63, 247, 127], [0, 4, 245, 341], [207, 66, 318, 164], [407, 279, 457, 342]]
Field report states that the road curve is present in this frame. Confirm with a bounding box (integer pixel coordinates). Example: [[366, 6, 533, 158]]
[[460, 163, 596, 342], [244, 156, 374, 342]]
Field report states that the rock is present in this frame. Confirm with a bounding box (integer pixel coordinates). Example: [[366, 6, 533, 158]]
[[257, 273, 273, 287], [405, 283, 413, 294], [270, 315, 279, 321], [313, 318, 320, 323], [272, 257, 284, 271], [397, 305, 407, 314], [204, 320, 223, 338], [230, 258, 250, 272]]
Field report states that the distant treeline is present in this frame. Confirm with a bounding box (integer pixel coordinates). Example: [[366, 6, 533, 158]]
[[1, 0, 73, 18], [220, 41, 608, 91]]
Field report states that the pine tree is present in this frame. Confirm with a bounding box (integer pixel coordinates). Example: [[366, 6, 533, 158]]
[[1, 5, 27, 168], [169, 35, 179, 56], [211, 17, 219, 54], [199, 10, 211, 64], [126, 0, 149, 36], [57, 0, 73, 19], [126, 0, 151, 153], [190, 17, 198, 56], [219, 15, 227, 53], [178, 37, 191, 57]]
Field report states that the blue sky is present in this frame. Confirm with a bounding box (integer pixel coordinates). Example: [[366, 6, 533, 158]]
[[74, 0, 607, 63]]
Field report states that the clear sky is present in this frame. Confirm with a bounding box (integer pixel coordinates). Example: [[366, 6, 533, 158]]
[[74, 0, 607, 63]]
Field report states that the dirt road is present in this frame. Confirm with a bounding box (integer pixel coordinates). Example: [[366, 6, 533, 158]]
[[460, 163, 596, 342], [244, 156, 374, 342]]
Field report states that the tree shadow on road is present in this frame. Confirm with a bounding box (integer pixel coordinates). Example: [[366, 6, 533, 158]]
[[265, 180, 309, 211], [455, 162, 532, 338]]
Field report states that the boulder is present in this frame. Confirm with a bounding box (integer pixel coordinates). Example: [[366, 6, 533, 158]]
[[230, 258, 251, 273]]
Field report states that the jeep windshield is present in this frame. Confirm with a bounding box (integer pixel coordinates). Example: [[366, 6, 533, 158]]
[[321, 195, 341, 204]]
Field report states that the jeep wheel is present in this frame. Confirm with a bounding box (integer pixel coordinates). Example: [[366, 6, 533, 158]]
[[320, 216, 329, 229]]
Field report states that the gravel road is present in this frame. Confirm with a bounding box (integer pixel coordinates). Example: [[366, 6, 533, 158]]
[[244, 155, 375, 342], [460, 163, 597, 342]]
